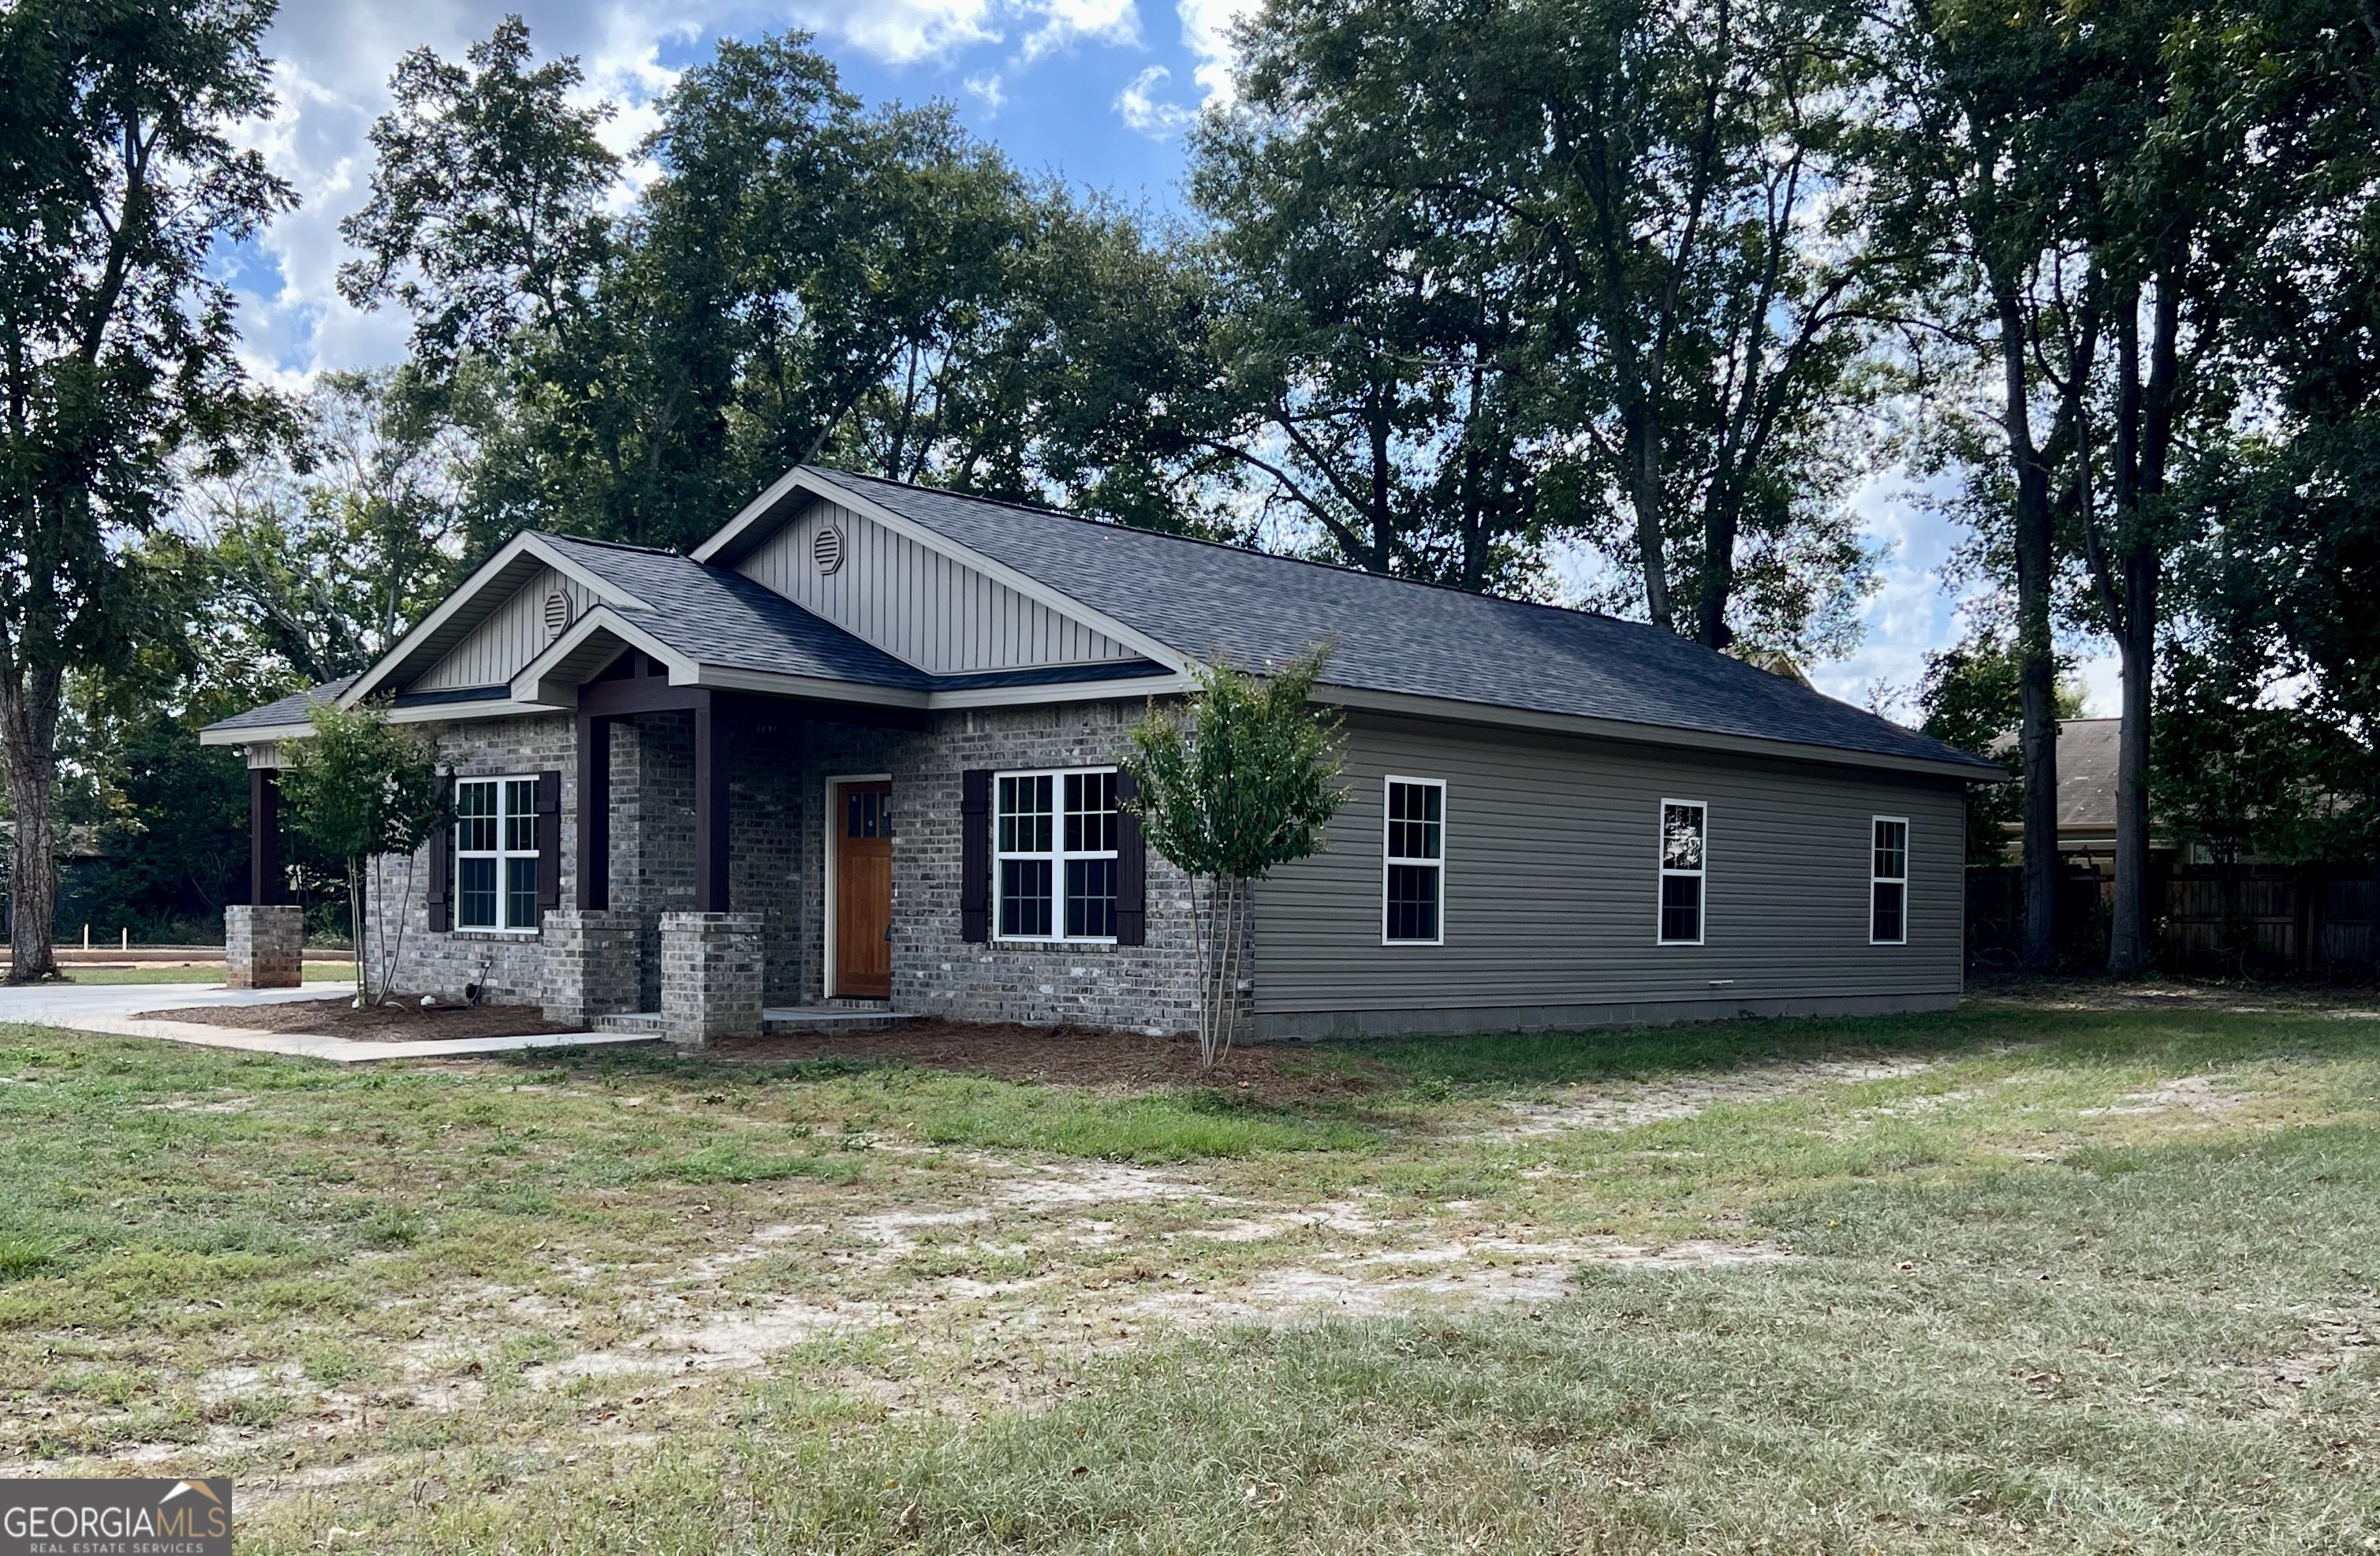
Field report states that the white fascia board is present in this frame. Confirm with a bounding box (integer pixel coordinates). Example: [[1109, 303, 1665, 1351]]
[[341, 531, 654, 707], [690, 466, 814, 565], [199, 722, 313, 748], [508, 606, 693, 706], [203, 695, 567, 751], [1318, 684, 2002, 783], [709, 469, 1189, 676]]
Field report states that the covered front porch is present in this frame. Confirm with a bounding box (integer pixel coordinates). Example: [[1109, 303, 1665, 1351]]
[[229, 647, 934, 1048]]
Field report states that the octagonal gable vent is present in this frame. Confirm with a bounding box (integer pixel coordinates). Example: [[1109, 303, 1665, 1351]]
[[543, 591, 570, 640], [812, 523, 846, 576]]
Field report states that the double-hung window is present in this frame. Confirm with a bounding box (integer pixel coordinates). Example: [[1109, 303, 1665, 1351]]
[[1658, 800, 1707, 945], [1871, 817, 1909, 945], [1382, 778, 1444, 944], [996, 769, 1118, 941], [455, 777, 540, 932]]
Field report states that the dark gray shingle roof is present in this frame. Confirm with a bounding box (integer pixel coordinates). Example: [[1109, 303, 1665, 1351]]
[[808, 469, 1998, 773], [543, 535, 932, 689], [203, 674, 359, 733]]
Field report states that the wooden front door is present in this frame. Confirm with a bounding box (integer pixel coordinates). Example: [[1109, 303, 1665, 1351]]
[[835, 782, 893, 998]]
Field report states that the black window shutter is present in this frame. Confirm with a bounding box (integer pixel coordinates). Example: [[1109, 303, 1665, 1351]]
[[961, 768, 991, 942], [535, 771, 562, 916], [1114, 769, 1147, 946], [427, 819, 452, 932]]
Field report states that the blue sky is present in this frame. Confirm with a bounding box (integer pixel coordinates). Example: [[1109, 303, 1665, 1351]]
[[230, 0, 2113, 716]]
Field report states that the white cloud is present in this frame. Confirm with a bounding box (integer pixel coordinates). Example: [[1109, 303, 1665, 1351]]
[[1020, 0, 1141, 59], [1175, 0, 1256, 105], [795, 0, 1002, 63], [1114, 64, 1196, 138], [964, 72, 1008, 113]]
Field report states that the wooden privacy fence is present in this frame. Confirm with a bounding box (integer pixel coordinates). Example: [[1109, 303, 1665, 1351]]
[[1967, 862, 2380, 976]]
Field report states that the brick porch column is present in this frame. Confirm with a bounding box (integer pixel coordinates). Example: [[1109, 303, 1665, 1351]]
[[226, 905, 304, 989], [660, 911, 764, 1049], [541, 909, 643, 1026]]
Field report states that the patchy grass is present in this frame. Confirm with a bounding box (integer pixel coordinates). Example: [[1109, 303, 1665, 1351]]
[[0, 988, 2375, 1553]]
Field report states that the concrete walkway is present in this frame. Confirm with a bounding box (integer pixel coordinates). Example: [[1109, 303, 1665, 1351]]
[[0, 981, 658, 1065]]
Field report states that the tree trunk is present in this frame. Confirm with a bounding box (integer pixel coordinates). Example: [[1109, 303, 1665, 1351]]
[[1624, 402, 1673, 630], [1696, 483, 1740, 650], [2108, 560, 2154, 974], [1998, 284, 2060, 971], [2108, 279, 2178, 977], [0, 666, 63, 983]]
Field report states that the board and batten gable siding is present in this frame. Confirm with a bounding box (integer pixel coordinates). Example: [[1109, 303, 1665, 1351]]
[[733, 498, 1139, 675], [1250, 712, 1966, 1039], [413, 566, 602, 692]]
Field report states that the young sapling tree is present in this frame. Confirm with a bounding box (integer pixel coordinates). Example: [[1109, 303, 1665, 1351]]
[[278, 700, 445, 1006], [1122, 645, 1344, 1071]]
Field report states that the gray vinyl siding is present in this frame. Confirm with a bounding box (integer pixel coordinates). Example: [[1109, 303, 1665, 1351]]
[[1252, 712, 1965, 1025], [734, 498, 1137, 675], [415, 567, 601, 691]]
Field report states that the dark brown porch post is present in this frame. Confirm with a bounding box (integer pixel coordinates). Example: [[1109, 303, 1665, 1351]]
[[248, 767, 283, 905], [577, 712, 611, 910], [693, 695, 729, 912]]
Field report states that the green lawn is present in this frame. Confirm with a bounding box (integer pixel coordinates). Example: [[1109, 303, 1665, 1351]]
[[47, 961, 355, 985], [2, 986, 2375, 1552]]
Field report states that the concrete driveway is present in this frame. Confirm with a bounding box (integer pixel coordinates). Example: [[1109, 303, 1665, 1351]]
[[0, 979, 652, 1064]]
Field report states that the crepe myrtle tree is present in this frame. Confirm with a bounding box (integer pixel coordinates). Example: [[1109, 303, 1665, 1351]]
[[277, 700, 444, 1006], [1122, 645, 1345, 1072]]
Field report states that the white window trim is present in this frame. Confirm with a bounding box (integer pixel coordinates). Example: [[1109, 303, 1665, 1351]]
[[822, 772, 893, 998], [993, 765, 1121, 945], [453, 774, 540, 935], [1380, 774, 1446, 947], [1657, 797, 1707, 946], [1871, 815, 1910, 946]]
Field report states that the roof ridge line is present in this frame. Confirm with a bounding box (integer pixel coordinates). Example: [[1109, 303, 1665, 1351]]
[[808, 465, 1694, 640], [533, 530, 684, 558]]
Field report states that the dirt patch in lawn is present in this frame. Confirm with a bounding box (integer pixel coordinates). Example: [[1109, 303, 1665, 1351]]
[[699, 1022, 1396, 1105], [1969, 972, 2380, 1014], [133, 995, 578, 1041]]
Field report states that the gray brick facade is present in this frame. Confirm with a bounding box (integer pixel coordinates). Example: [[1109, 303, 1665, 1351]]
[[539, 908, 641, 1024], [226, 904, 304, 989], [364, 697, 1201, 1036], [661, 911, 765, 1046]]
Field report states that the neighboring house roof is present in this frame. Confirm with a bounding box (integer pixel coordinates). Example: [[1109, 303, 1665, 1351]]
[[204, 467, 2001, 779], [1987, 717, 2177, 854], [2054, 718, 2121, 834], [804, 468, 1994, 775]]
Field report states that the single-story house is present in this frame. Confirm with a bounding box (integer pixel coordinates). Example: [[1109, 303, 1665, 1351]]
[[201, 465, 2001, 1043]]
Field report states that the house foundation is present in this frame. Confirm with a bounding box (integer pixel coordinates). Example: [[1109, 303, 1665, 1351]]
[[226, 905, 304, 989], [660, 911, 764, 1048]]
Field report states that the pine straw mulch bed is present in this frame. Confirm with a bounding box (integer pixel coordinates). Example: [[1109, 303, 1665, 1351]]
[[132, 995, 579, 1042], [123, 1000, 1384, 1099], [693, 1021, 1397, 1103]]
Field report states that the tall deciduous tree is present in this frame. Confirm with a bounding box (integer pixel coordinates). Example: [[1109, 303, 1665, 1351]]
[[0, 0, 291, 979], [343, 23, 1230, 554], [184, 369, 468, 686], [1196, 0, 1897, 647], [1886, 0, 2343, 975]]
